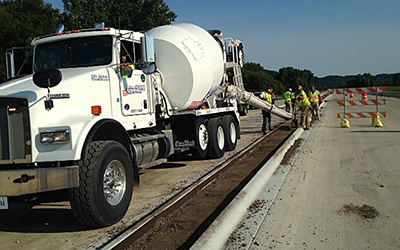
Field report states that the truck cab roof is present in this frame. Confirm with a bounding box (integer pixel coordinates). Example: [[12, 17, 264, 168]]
[[31, 27, 144, 46]]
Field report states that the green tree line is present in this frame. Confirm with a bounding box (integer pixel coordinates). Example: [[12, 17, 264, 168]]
[[243, 62, 400, 95], [0, 0, 176, 83], [243, 62, 316, 95]]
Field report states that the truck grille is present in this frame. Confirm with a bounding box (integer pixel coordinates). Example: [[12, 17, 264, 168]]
[[0, 97, 31, 164]]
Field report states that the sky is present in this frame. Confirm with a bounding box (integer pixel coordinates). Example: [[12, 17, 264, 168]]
[[45, 0, 400, 77]]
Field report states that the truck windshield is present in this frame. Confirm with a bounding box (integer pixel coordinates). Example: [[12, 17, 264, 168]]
[[34, 36, 112, 72]]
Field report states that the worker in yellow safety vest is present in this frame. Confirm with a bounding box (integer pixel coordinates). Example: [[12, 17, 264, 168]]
[[296, 94, 312, 130], [259, 87, 274, 134], [283, 88, 293, 113], [120, 55, 135, 78], [120, 54, 135, 93], [308, 86, 323, 120]]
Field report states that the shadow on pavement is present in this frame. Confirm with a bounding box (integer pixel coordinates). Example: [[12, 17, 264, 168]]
[[0, 206, 90, 233]]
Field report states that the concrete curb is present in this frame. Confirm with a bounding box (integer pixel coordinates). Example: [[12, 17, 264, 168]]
[[190, 128, 304, 250]]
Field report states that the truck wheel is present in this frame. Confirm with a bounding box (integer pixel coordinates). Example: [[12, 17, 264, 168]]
[[69, 140, 133, 227], [222, 115, 238, 151], [191, 118, 209, 158], [207, 118, 226, 159]]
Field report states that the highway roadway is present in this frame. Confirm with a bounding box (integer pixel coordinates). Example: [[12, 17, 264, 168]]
[[245, 94, 400, 249]]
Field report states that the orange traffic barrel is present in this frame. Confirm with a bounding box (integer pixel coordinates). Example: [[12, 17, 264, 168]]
[[362, 93, 368, 100]]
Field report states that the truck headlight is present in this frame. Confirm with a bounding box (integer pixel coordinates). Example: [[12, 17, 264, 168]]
[[40, 131, 70, 144]]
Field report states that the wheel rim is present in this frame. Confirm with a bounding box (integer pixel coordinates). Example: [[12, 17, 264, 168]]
[[103, 160, 127, 206], [229, 122, 237, 144], [198, 123, 208, 150], [217, 126, 225, 150]]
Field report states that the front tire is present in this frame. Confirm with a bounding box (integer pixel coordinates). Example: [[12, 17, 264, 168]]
[[69, 140, 134, 227]]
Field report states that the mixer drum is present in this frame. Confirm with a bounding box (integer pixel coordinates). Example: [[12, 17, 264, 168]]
[[147, 23, 225, 111]]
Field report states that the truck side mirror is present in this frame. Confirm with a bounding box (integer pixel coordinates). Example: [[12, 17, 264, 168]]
[[141, 36, 156, 74], [33, 69, 62, 88], [33, 69, 62, 111]]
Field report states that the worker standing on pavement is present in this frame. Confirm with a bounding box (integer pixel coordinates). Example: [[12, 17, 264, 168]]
[[259, 87, 274, 134], [308, 86, 322, 120], [283, 88, 292, 113], [296, 94, 312, 130]]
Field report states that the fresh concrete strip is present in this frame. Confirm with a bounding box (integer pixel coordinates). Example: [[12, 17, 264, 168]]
[[190, 128, 304, 250]]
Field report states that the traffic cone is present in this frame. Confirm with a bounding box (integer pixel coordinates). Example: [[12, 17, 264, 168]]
[[340, 115, 351, 128], [372, 113, 383, 127], [362, 93, 368, 100]]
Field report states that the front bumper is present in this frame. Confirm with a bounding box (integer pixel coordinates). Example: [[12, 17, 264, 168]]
[[0, 166, 79, 196]]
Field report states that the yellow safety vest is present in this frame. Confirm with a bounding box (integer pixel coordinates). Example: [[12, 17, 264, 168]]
[[298, 98, 311, 108], [263, 92, 272, 104], [121, 64, 135, 78], [283, 91, 292, 103], [297, 90, 307, 100], [309, 90, 320, 103]]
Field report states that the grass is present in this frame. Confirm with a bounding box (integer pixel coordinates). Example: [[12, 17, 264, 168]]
[[385, 86, 400, 91]]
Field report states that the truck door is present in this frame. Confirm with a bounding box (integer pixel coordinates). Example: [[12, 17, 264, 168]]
[[119, 39, 151, 116]]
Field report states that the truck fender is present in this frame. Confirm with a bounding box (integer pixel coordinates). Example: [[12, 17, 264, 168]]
[[80, 119, 139, 186]]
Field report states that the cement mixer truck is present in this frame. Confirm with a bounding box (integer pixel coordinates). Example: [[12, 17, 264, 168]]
[[0, 23, 292, 227]]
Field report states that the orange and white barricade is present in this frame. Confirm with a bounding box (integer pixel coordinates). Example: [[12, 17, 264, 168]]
[[336, 86, 387, 127]]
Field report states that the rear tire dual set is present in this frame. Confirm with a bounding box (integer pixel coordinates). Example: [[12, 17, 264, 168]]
[[192, 115, 238, 159]]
